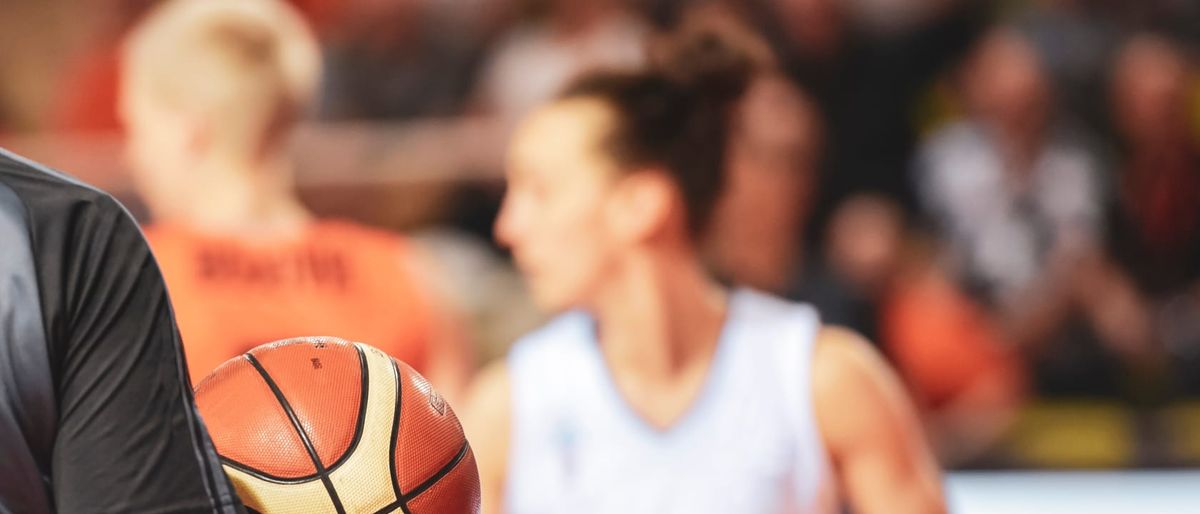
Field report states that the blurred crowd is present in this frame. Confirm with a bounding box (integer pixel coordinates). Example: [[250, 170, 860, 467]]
[[1, 0, 1199, 470]]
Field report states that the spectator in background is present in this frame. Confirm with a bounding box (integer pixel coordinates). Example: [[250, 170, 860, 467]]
[[878, 211, 1027, 466], [706, 50, 819, 294], [318, 0, 486, 120], [1099, 33, 1200, 394], [708, 65, 880, 341], [699, 6, 877, 337], [1009, 0, 1200, 149], [741, 0, 986, 223], [1105, 34, 1200, 306], [119, 0, 472, 399], [812, 195, 908, 343], [474, 0, 650, 123], [916, 27, 1109, 394], [1014, 0, 1122, 135], [917, 27, 1101, 324]]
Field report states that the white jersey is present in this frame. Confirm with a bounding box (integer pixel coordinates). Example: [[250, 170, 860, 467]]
[[505, 288, 838, 514]]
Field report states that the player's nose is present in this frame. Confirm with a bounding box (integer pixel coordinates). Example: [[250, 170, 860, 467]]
[[493, 193, 521, 249]]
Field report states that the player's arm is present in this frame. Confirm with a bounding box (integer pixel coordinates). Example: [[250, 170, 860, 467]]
[[48, 193, 243, 513], [461, 361, 511, 514], [401, 244, 475, 406], [814, 327, 946, 514]]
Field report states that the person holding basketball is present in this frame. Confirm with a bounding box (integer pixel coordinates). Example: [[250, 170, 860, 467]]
[[119, 0, 472, 399], [464, 18, 946, 514]]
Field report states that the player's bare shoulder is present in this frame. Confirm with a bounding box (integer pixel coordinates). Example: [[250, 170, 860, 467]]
[[464, 361, 512, 440], [462, 361, 512, 514], [811, 326, 946, 514], [812, 327, 906, 408], [812, 325, 933, 454]]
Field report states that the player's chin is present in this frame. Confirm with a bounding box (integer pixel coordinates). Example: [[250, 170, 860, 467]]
[[526, 281, 576, 315]]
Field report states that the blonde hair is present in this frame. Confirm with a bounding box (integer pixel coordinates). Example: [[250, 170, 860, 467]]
[[123, 0, 320, 159]]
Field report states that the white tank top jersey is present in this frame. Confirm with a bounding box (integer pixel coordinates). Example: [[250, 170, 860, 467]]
[[505, 288, 838, 514]]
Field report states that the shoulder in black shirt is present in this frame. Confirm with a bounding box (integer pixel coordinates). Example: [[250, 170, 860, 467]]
[[0, 147, 243, 514]]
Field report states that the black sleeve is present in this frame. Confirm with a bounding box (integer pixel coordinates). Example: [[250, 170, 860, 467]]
[[44, 194, 238, 513], [0, 151, 244, 513]]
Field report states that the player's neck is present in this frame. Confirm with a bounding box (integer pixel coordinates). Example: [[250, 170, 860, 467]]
[[173, 153, 313, 237], [591, 250, 728, 382]]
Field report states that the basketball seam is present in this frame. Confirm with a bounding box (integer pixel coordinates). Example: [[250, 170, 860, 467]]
[[372, 500, 409, 514], [218, 455, 322, 484], [371, 360, 405, 514], [322, 345, 372, 474], [369, 443, 468, 514], [217, 347, 370, 484], [388, 358, 405, 502], [400, 441, 471, 504], [245, 353, 348, 514]]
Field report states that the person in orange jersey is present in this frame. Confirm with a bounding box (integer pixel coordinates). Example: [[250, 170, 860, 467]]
[[118, 0, 471, 400]]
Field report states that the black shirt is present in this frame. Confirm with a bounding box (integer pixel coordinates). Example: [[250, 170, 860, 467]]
[[0, 148, 243, 513]]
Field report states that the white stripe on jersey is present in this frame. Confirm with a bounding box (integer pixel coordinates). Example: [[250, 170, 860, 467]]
[[505, 288, 837, 514]]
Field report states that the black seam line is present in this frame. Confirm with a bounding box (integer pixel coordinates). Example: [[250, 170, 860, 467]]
[[226, 346, 372, 484], [323, 345, 371, 474], [219, 455, 322, 484], [400, 441, 470, 503], [370, 500, 410, 514], [245, 353, 347, 514], [388, 358, 404, 501], [373, 362, 405, 514]]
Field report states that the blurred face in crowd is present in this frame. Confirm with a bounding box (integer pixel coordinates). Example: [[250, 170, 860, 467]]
[[1112, 35, 1192, 146], [826, 194, 903, 292], [338, 0, 427, 39], [963, 29, 1051, 138], [708, 74, 820, 292], [770, 0, 845, 57], [496, 98, 679, 312]]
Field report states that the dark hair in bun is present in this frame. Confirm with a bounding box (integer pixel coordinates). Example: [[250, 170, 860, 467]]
[[559, 18, 767, 239]]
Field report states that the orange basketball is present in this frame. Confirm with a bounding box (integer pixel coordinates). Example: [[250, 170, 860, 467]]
[[194, 337, 480, 514]]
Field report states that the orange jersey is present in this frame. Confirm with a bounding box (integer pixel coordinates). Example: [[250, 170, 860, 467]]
[[145, 220, 436, 383]]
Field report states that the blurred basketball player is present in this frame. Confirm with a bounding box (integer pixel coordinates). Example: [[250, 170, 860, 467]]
[[463, 18, 945, 514], [119, 0, 471, 398], [0, 148, 242, 513]]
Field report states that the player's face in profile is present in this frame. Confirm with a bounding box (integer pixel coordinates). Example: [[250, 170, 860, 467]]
[[496, 100, 624, 312], [118, 75, 195, 220]]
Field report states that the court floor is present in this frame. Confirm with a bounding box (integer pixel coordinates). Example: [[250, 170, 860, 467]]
[[947, 470, 1200, 513]]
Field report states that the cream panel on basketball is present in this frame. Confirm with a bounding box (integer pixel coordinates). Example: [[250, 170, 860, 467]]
[[325, 344, 403, 513], [224, 466, 337, 513], [223, 344, 402, 514]]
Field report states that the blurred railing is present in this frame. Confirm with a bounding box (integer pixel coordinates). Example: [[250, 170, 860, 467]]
[[1, 119, 510, 226], [947, 469, 1200, 513]]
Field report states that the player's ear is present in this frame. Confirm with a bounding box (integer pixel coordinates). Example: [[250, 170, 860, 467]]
[[606, 168, 679, 244]]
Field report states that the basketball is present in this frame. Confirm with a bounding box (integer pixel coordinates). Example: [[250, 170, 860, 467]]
[[194, 337, 480, 514]]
